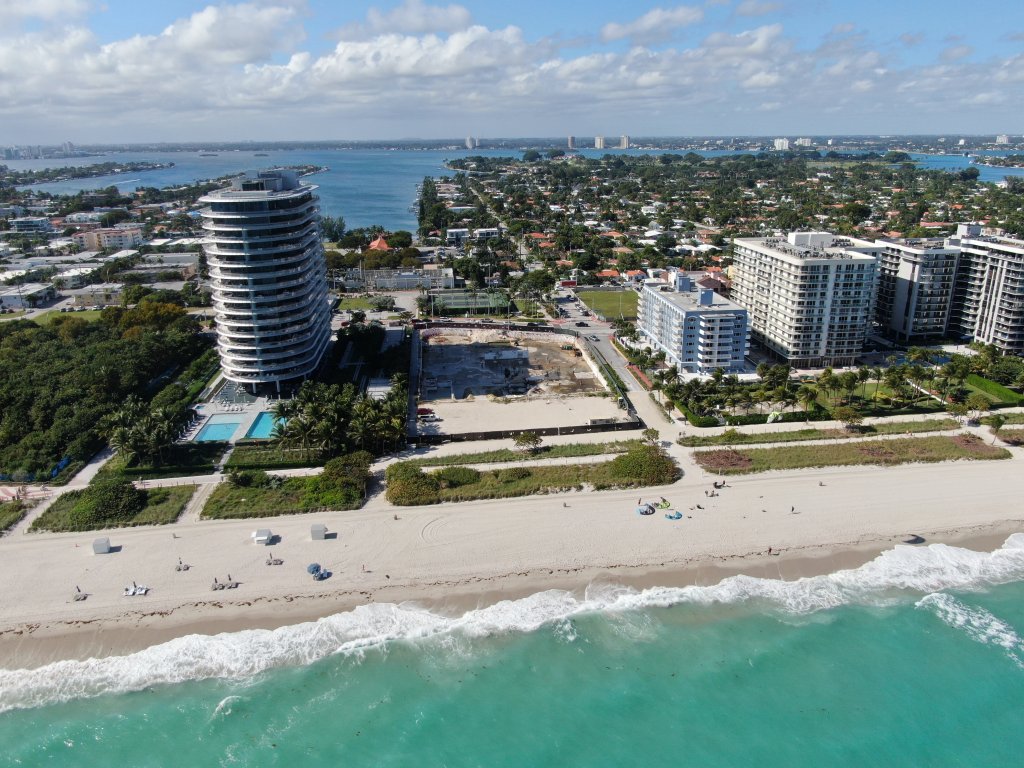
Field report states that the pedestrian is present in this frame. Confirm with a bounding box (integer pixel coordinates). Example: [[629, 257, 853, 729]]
[[791, 506, 794, 512], [361, 564, 366, 573], [768, 547, 772, 555]]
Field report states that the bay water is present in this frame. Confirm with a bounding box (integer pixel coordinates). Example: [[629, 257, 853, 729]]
[[1, 535, 1022, 766], [10, 148, 1024, 233]]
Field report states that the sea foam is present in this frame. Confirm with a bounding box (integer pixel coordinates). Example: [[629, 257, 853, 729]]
[[2, 534, 1023, 713]]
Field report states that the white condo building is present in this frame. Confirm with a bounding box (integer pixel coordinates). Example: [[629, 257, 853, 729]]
[[952, 229, 1024, 354], [619, 135, 629, 150], [638, 273, 750, 374], [773, 138, 790, 151], [594, 136, 605, 150], [200, 171, 331, 393], [732, 232, 879, 367], [874, 237, 959, 343]]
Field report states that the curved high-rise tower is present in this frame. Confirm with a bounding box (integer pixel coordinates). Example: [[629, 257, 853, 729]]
[[199, 170, 331, 393]]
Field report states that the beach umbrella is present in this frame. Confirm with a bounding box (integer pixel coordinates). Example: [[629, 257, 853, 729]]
[[307, 563, 322, 575]]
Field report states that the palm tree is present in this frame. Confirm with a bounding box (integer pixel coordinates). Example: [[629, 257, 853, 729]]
[[797, 384, 818, 419]]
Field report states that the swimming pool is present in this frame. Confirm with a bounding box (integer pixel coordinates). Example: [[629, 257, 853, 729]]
[[245, 412, 281, 439], [194, 415, 241, 442]]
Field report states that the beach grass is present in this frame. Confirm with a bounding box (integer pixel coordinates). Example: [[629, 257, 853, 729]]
[[31, 485, 196, 532], [995, 427, 1024, 445], [388, 445, 679, 505], [694, 434, 1011, 475], [577, 290, 638, 321], [680, 419, 958, 447], [0, 502, 27, 534], [201, 478, 316, 519], [408, 440, 641, 467]]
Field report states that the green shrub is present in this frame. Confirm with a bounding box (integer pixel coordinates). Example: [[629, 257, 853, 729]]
[[228, 469, 270, 488], [610, 445, 680, 484], [498, 466, 532, 482], [386, 472, 441, 505], [76, 477, 145, 526], [432, 466, 481, 488], [386, 461, 426, 483]]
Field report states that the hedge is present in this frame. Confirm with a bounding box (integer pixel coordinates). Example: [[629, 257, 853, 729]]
[[967, 374, 1023, 405], [725, 407, 832, 426], [671, 400, 718, 428]]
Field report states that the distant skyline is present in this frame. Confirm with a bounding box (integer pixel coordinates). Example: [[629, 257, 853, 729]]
[[1, 0, 1022, 144]]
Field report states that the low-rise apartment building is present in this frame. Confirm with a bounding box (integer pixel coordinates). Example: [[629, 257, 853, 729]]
[[72, 227, 143, 250], [638, 273, 749, 374]]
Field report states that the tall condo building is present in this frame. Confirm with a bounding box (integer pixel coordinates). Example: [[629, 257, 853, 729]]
[[619, 135, 629, 150], [594, 136, 605, 149], [874, 237, 959, 343], [567, 135, 576, 149], [732, 232, 879, 367], [995, 134, 1010, 145], [200, 171, 331, 393], [773, 138, 790, 151], [952, 229, 1024, 354], [638, 272, 749, 374]]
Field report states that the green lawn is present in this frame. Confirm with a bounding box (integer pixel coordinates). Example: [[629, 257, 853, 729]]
[[335, 296, 376, 311], [694, 434, 1010, 475], [35, 309, 104, 325], [680, 419, 959, 447], [31, 485, 196, 532], [201, 475, 363, 519], [577, 290, 638, 321]]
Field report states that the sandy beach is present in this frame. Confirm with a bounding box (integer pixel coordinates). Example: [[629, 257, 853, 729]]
[[1, 453, 1022, 669]]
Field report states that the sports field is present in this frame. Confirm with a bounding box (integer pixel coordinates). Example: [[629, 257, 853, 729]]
[[577, 290, 638, 320]]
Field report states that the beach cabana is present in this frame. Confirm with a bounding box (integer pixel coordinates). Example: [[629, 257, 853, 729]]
[[92, 537, 111, 554], [311, 524, 328, 541], [252, 529, 272, 545]]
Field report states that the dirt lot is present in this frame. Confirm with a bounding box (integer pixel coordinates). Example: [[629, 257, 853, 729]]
[[417, 329, 627, 435]]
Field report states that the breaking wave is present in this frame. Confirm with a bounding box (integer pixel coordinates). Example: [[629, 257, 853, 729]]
[[2, 533, 1023, 712]]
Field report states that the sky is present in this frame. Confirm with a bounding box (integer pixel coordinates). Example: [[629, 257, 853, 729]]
[[1, 0, 1022, 143]]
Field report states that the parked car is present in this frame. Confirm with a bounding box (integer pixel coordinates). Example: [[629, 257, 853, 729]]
[[575, 321, 588, 327], [589, 335, 600, 341]]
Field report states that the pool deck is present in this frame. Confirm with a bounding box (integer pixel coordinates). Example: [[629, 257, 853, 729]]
[[186, 394, 286, 444]]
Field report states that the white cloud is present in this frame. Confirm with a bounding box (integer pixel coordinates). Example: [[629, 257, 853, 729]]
[[941, 44, 972, 62], [601, 6, 704, 45], [0, 0, 89, 21], [736, 1, 781, 17], [1, 2, 1022, 141], [337, 0, 472, 40]]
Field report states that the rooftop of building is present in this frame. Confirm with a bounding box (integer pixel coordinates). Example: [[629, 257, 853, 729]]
[[200, 170, 316, 201], [735, 231, 878, 261], [643, 280, 745, 313]]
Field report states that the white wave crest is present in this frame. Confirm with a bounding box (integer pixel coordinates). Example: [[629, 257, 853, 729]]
[[916, 592, 1024, 668], [2, 534, 1023, 713]]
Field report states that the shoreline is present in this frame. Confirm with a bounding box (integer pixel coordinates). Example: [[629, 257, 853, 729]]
[[1, 518, 1019, 670]]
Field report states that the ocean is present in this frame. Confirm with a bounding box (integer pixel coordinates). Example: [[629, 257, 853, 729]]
[[9, 148, 1024, 233], [1, 535, 1022, 766]]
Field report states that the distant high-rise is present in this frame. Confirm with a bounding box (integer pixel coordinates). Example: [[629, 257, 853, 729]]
[[594, 136, 605, 150], [773, 138, 790, 151], [996, 134, 1010, 145], [200, 171, 331, 393], [619, 135, 629, 150], [567, 135, 576, 149], [794, 137, 813, 147], [465, 135, 477, 150]]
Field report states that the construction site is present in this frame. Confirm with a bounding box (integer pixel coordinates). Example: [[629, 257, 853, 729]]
[[415, 328, 629, 437]]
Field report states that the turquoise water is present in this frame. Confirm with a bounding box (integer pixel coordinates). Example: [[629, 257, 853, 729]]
[[244, 412, 279, 440], [1, 536, 1023, 765], [194, 415, 240, 442], [11, 149, 1024, 232]]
